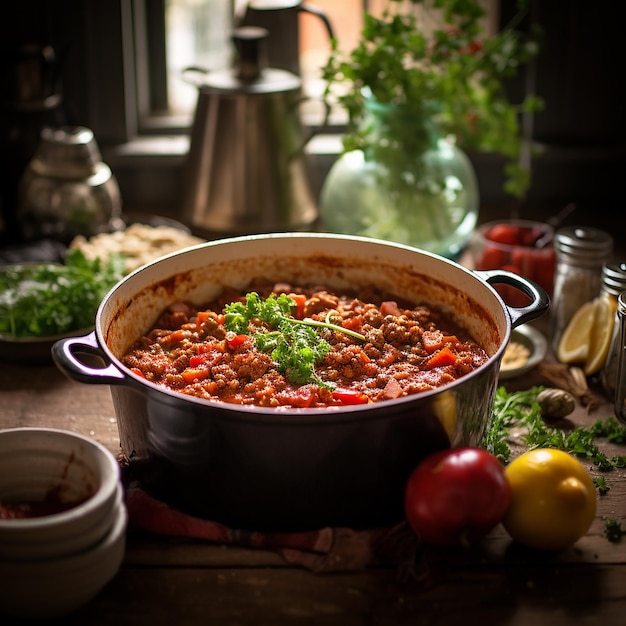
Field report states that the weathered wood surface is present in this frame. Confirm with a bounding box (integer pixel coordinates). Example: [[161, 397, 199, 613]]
[[1, 361, 626, 625]]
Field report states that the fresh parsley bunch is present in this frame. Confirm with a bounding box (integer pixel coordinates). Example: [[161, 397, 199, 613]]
[[223, 291, 366, 388], [0, 249, 126, 338]]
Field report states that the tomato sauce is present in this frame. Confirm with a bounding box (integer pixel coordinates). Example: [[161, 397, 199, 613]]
[[121, 280, 488, 408]]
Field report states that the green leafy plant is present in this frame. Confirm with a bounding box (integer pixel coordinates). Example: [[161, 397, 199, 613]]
[[322, 0, 544, 197], [0, 249, 126, 338]]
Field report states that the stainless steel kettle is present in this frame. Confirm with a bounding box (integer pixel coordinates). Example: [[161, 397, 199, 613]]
[[182, 26, 318, 236]]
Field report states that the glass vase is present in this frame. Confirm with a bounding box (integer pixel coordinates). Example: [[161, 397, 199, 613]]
[[319, 99, 479, 259]]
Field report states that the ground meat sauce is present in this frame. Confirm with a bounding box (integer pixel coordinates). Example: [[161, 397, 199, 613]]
[[122, 280, 489, 408]]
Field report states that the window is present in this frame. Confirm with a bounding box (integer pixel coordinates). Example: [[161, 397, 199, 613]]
[[79, 0, 500, 210], [136, 0, 382, 132], [126, 0, 497, 135]]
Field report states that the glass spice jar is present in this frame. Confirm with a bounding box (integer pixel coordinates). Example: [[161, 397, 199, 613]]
[[600, 263, 626, 398], [550, 226, 613, 354]]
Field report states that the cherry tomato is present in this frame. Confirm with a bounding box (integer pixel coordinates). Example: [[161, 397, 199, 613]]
[[404, 447, 512, 546]]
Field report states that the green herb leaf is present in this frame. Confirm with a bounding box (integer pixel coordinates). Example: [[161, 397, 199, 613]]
[[604, 517, 625, 543], [484, 386, 626, 472], [594, 476, 610, 496], [223, 292, 364, 388], [0, 249, 126, 338]]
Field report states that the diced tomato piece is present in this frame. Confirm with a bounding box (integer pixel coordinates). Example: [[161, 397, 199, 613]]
[[181, 368, 211, 383], [426, 346, 457, 368], [164, 330, 186, 343], [216, 313, 226, 325], [331, 388, 369, 405], [196, 311, 210, 325], [356, 349, 371, 363], [226, 334, 248, 350], [380, 301, 402, 316], [130, 368, 145, 378], [189, 355, 205, 367], [382, 378, 403, 400], [290, 293, 307, 319], [342, 316, 364, 332], [278, 386, 316, 408], [422, 330, 444, 353]]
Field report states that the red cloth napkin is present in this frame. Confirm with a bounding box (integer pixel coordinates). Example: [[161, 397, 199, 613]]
[[124, 482, 419, 574]]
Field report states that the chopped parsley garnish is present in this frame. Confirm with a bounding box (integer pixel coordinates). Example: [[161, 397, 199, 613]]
[[485, 386, 626, 473], [604, 517, 625, 543], [594, 476, 610, 496], [223, 291, 365, 388], [0, 249, 126, 338]]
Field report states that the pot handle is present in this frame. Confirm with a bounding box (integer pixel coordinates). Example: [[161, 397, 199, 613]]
[[475, 269, 550, 328], [51, 331, 128, 385]]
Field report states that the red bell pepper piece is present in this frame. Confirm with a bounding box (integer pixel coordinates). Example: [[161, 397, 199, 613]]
[[226, 334, 248, 350], [331, 388, 369, 405]]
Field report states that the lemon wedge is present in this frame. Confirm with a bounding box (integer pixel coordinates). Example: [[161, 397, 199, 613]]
[[584, 295, 617, 375], [556, 295, 616, 374], [556, 300, 596, 364]]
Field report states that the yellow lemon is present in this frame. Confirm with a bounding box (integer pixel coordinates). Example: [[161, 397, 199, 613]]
[[557, 295, 616, 374], [503, 448, 597, 552]]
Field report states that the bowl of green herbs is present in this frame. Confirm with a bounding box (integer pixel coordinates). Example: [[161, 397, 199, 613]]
[[0, 249, 126, 365]]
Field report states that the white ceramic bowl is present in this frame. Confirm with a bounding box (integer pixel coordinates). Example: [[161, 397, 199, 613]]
[[0, 428, 127, 619], [0, 502, 127, 620]]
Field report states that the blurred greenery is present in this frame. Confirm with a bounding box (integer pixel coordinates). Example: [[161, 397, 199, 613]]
[[321, 0, 544, 198]]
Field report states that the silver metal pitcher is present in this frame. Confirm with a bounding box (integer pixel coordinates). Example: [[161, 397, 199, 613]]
[[16, 126, 121, 242], [181, 26, 319, 236]]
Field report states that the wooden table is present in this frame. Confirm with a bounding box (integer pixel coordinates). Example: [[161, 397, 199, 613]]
[[2, 347, 626, 625]]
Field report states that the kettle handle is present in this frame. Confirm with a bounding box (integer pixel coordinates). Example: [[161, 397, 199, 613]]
[[300, 4, 336, 41]]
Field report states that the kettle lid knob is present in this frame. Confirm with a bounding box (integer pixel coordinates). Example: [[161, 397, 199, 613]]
[[233, 26, 269, 82]]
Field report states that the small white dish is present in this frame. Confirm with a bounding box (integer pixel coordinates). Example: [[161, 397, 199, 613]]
[[499, 324, 547, 380], [0, 427, 127, 619]]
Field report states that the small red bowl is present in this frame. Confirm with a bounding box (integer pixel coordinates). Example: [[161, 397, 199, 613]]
[[470, 219, 556, 307]]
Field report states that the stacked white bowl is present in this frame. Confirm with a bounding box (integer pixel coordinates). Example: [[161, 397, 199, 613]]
[[0, 427, 127, 619]]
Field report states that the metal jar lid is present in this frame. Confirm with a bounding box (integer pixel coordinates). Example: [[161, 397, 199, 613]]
[[554, 226, 614, 267], [602, 262, 626, 297], [28, 126, 108, 181]]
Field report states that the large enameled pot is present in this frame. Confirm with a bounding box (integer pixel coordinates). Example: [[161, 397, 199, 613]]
[[52, 233, 549, 532]]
